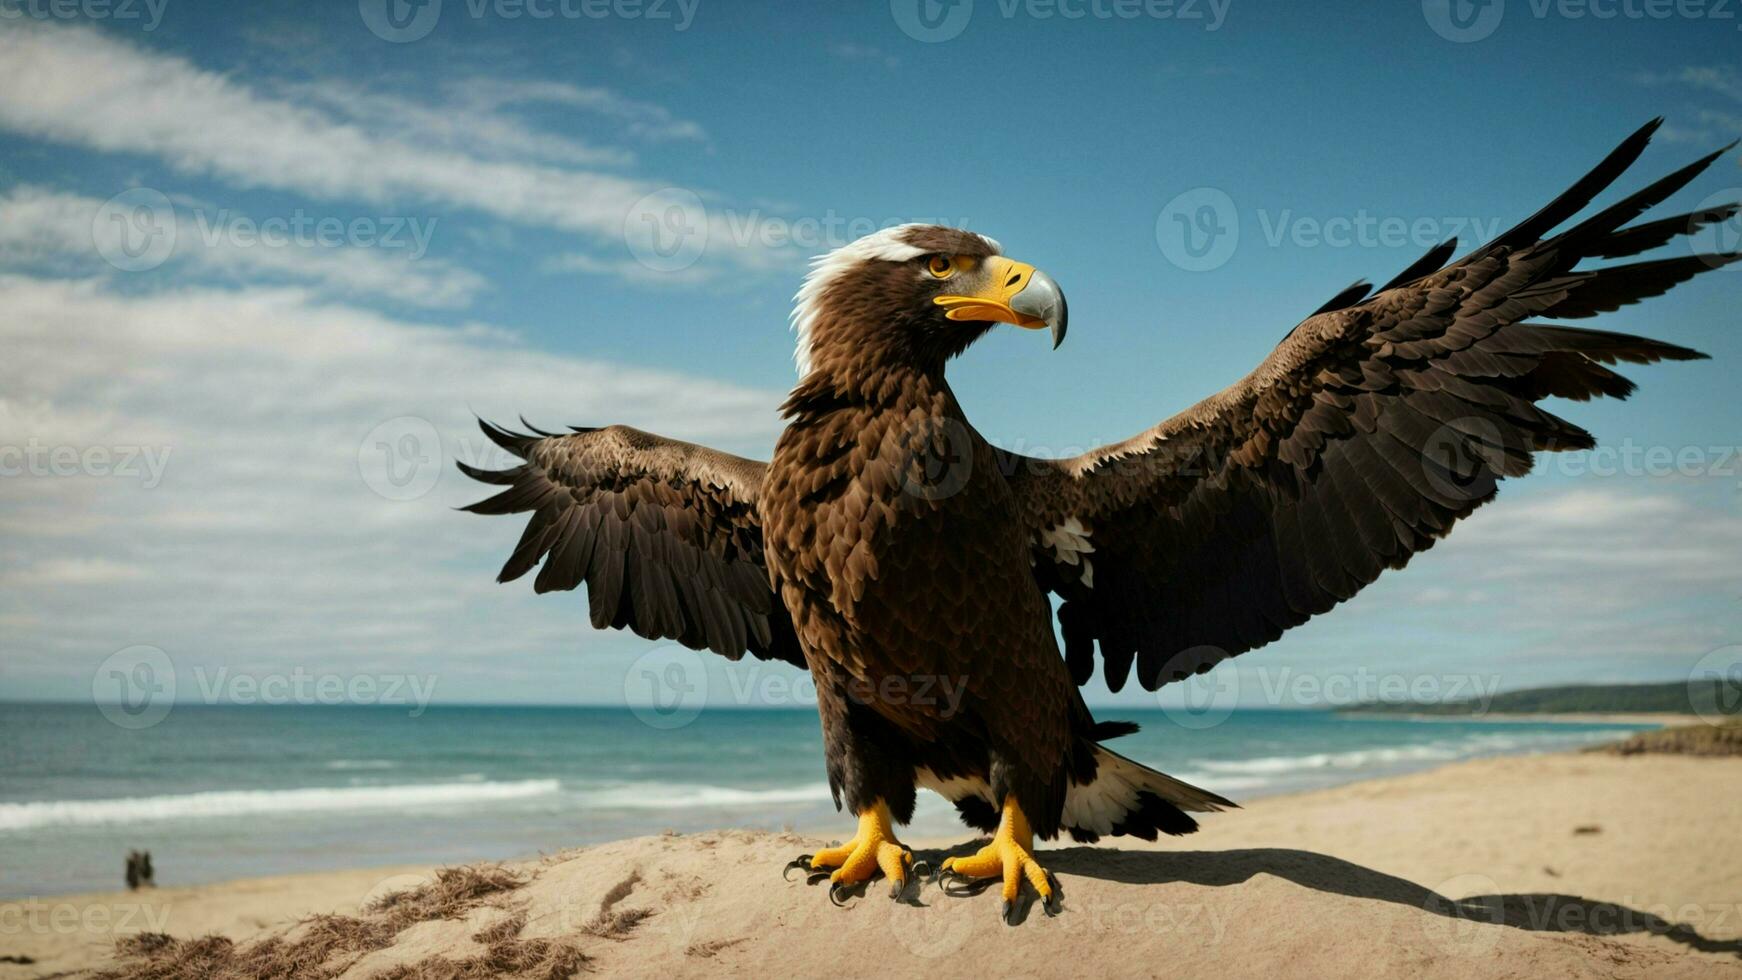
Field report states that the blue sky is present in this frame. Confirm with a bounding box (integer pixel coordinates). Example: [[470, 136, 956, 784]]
[[1, 0, 1739, 712]]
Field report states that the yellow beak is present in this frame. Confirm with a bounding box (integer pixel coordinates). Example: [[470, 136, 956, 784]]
[[932, 256, 1068, 348]]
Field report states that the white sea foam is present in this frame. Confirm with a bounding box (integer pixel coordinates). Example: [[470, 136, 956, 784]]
[[578, 782, 834, 810], [1195, 730, 1637, 781], [323, 759, 398, 771], [0, 780, 561, 832]]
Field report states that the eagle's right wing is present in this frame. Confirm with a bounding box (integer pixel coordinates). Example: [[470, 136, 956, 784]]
[[1009, 119, 1734, 692], [460, 422, 804, 667]]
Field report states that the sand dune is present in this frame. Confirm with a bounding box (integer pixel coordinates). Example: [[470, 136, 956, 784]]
[[6, 751, 1739, 979]]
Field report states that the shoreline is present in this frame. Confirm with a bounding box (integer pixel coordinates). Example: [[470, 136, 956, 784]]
[[7, 746, 1741, 978], [1334, 711, 1702, 726]]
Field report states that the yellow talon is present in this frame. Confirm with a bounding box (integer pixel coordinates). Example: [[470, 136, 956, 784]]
[[937, 795, 1060, 922], [791, 800, 913, 900]]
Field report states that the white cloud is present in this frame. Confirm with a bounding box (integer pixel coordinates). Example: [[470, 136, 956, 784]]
[[0, 185, 486, 308], [283, 81, 636, 169], [454, 79, 708, 145], [1633, 66, 1742, 104], [1631, 67, 1742, 144], [0, 274, 786, 695], [0, 22, 786, 279]]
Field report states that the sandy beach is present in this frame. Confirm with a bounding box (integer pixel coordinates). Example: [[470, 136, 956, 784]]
[[6, 747, 1738, 979]]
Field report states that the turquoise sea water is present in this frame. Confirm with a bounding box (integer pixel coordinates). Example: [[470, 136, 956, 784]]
[[0, 704, 1653, 897]]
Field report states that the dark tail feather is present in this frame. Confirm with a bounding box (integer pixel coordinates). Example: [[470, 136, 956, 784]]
[[1063, 745, 1237, 844]]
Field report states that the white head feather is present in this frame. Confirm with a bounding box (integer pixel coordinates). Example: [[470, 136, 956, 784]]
[[788, 224, 1001, 378]]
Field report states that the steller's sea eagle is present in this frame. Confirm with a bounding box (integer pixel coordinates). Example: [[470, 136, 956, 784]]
[[461, 120, 1736, 922]]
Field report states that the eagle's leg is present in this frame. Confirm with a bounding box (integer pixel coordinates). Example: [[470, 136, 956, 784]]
[[784, 799, 913, 901], [936, 795, 1060, 924]]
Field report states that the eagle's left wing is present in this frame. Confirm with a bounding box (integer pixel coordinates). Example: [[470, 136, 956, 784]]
[[1007, 120, 1735, 692], [460, 422, 804, 667]]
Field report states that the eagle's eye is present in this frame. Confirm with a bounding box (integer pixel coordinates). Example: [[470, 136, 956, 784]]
[[925, 255, 956, 279]]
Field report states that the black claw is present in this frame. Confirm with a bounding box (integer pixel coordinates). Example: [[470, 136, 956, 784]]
[[911, 859, 934, 881], [1043, 871, 1064, 916], [805, 870, 832, 886], [1001, 899, 1016, 926], [828, 880, 863, 908], [888, 878, 906, 901], [939, 873, 995, 898], [782, 855, 813, 881]]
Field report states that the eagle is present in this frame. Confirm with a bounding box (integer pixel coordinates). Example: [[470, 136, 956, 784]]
[[461, 120, 1735, 922]]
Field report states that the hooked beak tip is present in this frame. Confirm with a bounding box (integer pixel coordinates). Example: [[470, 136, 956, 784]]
[[1010, 268, 1067, 351]]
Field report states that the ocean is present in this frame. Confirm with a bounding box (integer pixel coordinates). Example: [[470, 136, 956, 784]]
[[0, 704, 1652, 897]]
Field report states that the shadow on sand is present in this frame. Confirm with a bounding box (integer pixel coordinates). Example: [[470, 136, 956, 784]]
[[916, 842, 1739, 956]]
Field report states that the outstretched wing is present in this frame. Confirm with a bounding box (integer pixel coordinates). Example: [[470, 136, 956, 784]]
[[1011, 120, 1736, 692], [460, 422, 803, 666]]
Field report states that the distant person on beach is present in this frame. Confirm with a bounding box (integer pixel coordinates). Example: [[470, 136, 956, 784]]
[[124, 851, 154, 891]]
